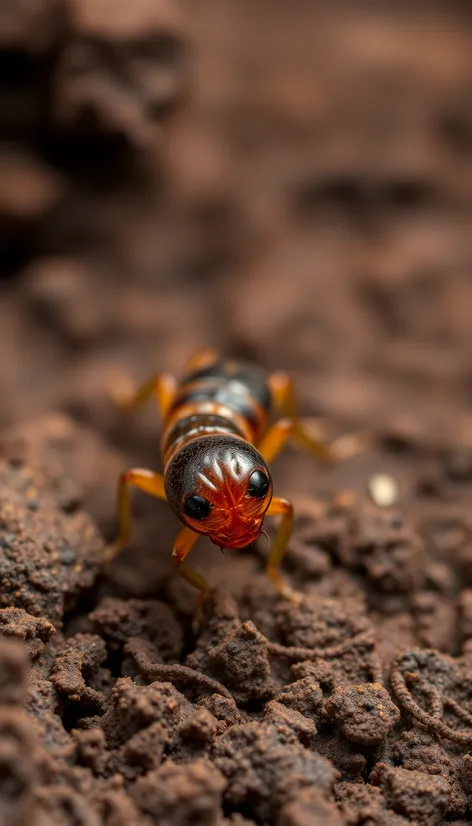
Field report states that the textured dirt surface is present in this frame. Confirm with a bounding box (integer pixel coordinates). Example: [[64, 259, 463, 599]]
[[2, 1, 472, 824]]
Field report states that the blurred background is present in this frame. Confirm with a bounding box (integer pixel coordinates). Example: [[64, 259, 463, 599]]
[[1, 0, 472, 600]]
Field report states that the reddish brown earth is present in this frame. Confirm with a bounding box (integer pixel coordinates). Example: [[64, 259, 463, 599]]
[[1, 1, 472, 824]]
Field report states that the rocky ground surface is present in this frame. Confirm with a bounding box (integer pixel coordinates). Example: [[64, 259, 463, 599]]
[[1, 1, 472, 824]]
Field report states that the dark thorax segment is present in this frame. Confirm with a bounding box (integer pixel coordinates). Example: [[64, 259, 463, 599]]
[[172, 359, 273, 432]]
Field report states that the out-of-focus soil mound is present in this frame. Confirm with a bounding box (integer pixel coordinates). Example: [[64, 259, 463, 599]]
[[1, 1, 472, 824]]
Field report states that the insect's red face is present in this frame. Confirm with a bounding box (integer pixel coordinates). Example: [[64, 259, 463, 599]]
[[166, 439, 272, 549]]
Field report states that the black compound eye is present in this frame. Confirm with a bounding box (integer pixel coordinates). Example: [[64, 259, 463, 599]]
[[184, 494, 212, 520], [248, 470, 270, 498]]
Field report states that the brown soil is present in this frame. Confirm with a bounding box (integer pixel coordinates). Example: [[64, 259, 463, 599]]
[[1, 1, 472, 824]]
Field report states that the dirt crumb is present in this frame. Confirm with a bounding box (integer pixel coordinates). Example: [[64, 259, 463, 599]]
[[0, 413, 126, 535], [277, 787, 344, 826], [0, 637, 28, 704], [130, 758, 225, 826], [372, 762, 452, 825], [0, 462, 103, 624], [335, 781, 411, 825], [0, 607, 55, 658], [51, 633, 108, 709], [326, 682, 400, 746], [90, 595, 182, 662], [203, 620, 274, 703], [213, 721, 338, 822]]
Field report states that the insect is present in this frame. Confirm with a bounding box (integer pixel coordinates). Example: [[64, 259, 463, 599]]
[[106, 350, 363, 609]]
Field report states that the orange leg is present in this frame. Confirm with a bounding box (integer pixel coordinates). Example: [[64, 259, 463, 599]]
[[104, 468, 166, 562], [267, 371, 366, 463], [257, 418, 294, 464], [172, 527, 206, 591], [266, 496, 299, 601], [269, 371, 298, 419], [108, 372, 177, 418], [172, 527, 210, 626]]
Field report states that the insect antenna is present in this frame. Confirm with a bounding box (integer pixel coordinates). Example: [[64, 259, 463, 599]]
[[260, 529, 271, 548]]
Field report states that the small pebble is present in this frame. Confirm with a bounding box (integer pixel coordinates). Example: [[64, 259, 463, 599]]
[[368, 474, 398, 508]]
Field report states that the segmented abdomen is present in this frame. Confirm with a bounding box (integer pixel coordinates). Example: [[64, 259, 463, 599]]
[[161, 359, 272, 464]]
